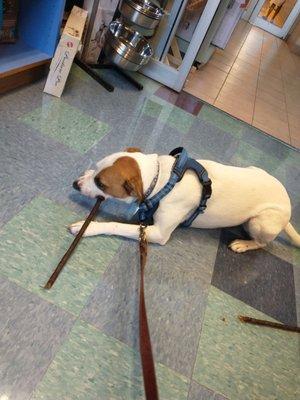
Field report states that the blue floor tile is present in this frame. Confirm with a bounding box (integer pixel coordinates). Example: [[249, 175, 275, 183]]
[[0, 276, 75, 400], [82, 228, 220, 377], [188, 381, 228, 400], [212, 229, 297, 325]]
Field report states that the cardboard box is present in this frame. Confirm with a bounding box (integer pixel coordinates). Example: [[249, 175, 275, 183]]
[[43, 6, 88, 97]]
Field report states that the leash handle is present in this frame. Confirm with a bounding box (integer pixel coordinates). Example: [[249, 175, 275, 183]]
[[238, 315, 300, 333], [139, 223, 159, 400], [44, 197, 104, 289]]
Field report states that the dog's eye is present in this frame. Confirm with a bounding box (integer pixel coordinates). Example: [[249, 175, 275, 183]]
[[94, 177, 106, 191]]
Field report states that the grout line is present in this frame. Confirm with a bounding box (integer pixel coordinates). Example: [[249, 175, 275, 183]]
[[213, 24, 259, 106], [277, 38, 293, 146], [276, 33, 292, 144], [28, 245, 126, 399], [186, 281, 229, 400], [186, 287, 210, 400], [251, 26, 265, 126]]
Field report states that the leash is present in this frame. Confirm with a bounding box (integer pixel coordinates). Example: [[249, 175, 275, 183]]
[[139, 222, 159, 400], [238, 315, 300, 333], [44, 196, 104, 289], [44, 196, 159, 398], [136, 146, 213, 399]]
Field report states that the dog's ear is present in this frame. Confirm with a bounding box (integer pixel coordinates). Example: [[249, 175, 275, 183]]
[[99, 156, 143, 201], [119, 156, 143, 201], [123, 177, 144, 202], [125, 147, 142, 153]]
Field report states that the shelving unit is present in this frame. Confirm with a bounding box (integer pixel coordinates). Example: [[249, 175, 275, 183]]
[[0, 0, 65, 94]]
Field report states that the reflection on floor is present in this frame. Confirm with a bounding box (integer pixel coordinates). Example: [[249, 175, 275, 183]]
[[0, 66, 299, 400], [184, 20, 300, 148]]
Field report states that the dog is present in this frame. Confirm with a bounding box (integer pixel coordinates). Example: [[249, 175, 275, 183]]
[[70, 147, 300, 253]]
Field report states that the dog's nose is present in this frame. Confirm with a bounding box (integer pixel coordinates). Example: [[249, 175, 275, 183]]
[[73, 180, 80, 191]]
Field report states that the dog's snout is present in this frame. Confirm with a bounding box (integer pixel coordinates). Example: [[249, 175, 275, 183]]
[[73, 180, 80, 191]]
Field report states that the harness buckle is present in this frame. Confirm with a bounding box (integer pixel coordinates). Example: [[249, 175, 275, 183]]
[[202, 178, 212, 186], [201, 178, 212, 201], [143, 199, 152, 210], [198, 204, 207, 212]]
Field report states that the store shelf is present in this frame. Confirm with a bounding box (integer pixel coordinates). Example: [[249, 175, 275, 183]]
[[0, 41, 50, 76], [0, 0, 65, 92]]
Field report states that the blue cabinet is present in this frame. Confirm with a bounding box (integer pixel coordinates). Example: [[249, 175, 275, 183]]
[[0, 0, 65, 77]]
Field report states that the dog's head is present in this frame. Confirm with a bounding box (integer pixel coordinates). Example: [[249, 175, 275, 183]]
[[73, 148, 144, 202]]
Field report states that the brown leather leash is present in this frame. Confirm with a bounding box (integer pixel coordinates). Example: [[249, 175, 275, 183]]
[[44, 198, 159, 399], [139, 223, 159, 400], [44, 196, 104, 289]]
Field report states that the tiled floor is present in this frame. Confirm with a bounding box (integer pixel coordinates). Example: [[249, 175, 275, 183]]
[[0, 65, 299, 400], [184, 20, 300, 148]]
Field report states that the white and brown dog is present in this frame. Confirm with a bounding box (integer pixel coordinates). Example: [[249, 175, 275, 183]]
[[70, 147, 300, 253]]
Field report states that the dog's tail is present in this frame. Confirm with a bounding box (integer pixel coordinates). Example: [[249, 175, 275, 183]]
[[284, 223, 300, 247]]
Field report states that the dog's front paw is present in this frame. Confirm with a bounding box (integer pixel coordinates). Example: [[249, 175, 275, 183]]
[[68, 221, 85, 236]]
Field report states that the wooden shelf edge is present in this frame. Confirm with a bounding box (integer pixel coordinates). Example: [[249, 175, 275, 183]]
[[0, 58, 51, 79], [0, 61, 50, 94]]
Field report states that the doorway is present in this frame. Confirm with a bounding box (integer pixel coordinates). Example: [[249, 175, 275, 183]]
[[183, 19, 300, 148], [250, 0, 300, 38]]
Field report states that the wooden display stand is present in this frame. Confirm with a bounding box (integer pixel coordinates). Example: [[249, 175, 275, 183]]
[[0, 0, 65, 94]]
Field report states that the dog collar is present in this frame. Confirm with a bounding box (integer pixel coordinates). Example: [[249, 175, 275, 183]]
[[143, 160, 160, 200]]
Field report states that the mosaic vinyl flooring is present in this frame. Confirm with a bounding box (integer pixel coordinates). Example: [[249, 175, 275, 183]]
[[0, 65, 299, 400]]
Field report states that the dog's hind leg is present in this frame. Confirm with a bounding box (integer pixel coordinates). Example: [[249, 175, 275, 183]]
[[229, 239, 265, 253], [229, 210, 288, 253]]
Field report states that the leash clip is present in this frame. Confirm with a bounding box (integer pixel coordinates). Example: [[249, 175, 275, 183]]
[[139, 223, 147, 243]]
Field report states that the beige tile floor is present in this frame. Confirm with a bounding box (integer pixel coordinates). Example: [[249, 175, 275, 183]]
[[184, 21, 300, 149]]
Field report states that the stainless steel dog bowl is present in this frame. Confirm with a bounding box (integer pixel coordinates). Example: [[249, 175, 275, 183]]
[[119, 0, 164, 31], [104, 21, 153, 71]]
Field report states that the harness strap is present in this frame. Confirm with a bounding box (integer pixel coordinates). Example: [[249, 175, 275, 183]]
[[180, 158, 212, 227], [139, 148, 188, 223], [139, 148, 212, 226]]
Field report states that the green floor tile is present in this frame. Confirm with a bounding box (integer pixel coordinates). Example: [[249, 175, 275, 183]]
[[194, 287, 299, 400], [230, 140, 286, 181], [69, 64, 94, 84], [20, 99, 110, 153], [143, 96, 194, 133], [0, 197, 120, 315], [199, 105, 245, 137], [31, 320, 189, 400]]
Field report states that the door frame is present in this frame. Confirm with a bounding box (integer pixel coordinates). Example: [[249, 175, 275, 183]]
[[141, 0, 222, 92], [242, 0, 260, 21], [249, 0, 300, 38]]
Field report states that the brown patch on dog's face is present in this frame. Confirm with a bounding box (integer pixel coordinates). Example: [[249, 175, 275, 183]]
[[94, 156, 143, 201], [125, 147, 142, 153]]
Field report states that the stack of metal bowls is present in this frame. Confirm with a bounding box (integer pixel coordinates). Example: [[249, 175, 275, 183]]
[[104, 20, 153, 71], [119, 0, 164, 32]]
